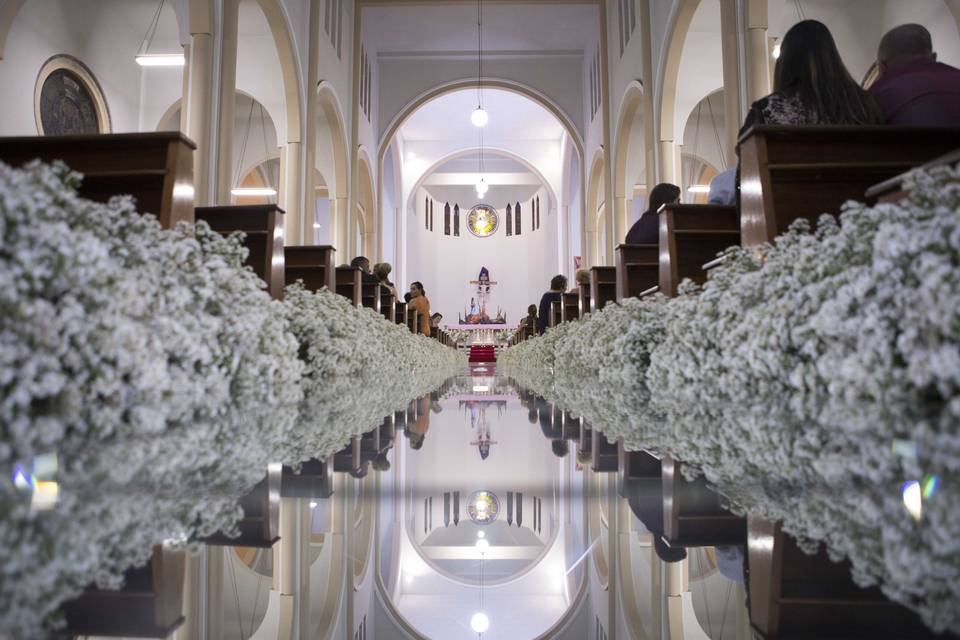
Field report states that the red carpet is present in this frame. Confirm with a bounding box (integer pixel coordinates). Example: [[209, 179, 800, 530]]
[[468, 345, 497, 363]]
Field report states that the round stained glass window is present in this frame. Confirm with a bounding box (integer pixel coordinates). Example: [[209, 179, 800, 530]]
[[34, 55, 111, 136], [467, 490, 500, 524], [466, 204, 499, 238]]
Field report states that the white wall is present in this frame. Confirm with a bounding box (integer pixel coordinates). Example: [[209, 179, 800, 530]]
[[0, 0, 183, 136], [407, 185, 558, 325]]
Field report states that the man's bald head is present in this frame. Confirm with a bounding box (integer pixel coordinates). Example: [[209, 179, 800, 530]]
[[878, 24, 936, 72]]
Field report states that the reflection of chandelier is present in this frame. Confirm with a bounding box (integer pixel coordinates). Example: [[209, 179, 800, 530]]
[[467, 490, 500, 524]]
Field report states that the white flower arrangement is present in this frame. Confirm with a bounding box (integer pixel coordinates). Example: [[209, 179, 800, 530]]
[[501, 165, 960, 633], [0, 160, 464, 637]]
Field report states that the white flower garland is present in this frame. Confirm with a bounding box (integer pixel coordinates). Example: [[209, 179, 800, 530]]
[[501, 165, 960, 633], [0, 160, 464, 636]]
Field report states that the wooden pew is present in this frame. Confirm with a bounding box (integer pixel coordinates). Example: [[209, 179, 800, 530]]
[[561, 292, 580, 323], [865, 147, 960, 204], [661, 456, 744, 546], [579, 422, 593, 460], [195, 204, 285, 299], [0, 132, 196, 229], [280, 458, 333, 499], [381, 289, 396, 322], [589, 266, 616, 313], [407, 306, 420, 334], [591, 429, 619, 473], [335, 266, 362, 307], [658, 204, 739, 297], [284, 245, 336, 293], [61, 545, 186, 638], [561, 411, 580, 441], [549, 300, 561, 328], [578, 282, 592, 317], [615, 243, 659, 302], [361, 281, 382, 314], [748, 517, 943, 639], [738, 125, 960, 247], [395, 301, 408, 326], [198, 470, 281, 547]]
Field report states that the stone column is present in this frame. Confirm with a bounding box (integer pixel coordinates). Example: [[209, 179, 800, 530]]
[[281, 142, 304, 246], [333, 196, 349, 257], [302, 0, 322, 246], [720, 0, 742, 167], [745, 0, 771, 104], [658, 140, 678, 185], [184, 32, 216, 206], [214, 0, 239, 205]]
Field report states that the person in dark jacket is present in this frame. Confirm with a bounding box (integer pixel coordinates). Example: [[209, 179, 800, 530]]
[[625, 183, 681, 245], [537, 274, 567, 334], [870, 24, 960, 126]]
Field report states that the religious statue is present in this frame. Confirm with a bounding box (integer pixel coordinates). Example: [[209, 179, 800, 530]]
[[459, 267, 506, 324]]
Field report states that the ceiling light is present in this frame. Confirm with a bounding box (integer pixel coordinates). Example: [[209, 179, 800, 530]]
[[772, 42, 781, 60], [475, 178, 488, 198], [687, 185, 710, 194], [476, 538, 490, 551], [135, 53, 185, 67], [470, 613, 490, 633], [477, 531, 486, 539], [313, 222, 321, 229], [471, 107, 489, 128], [309, 501, 318, 508], [232, 187, 278, 197]]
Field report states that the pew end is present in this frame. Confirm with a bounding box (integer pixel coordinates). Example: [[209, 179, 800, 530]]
[[197, 470, 281, 548], [661, 456, 745, 547], [284, 245, 337, 293], [335, 266, 363, 307], [615, 243, 658, 302], [658, 204, 739, 298], [589, 266, 617, 313]]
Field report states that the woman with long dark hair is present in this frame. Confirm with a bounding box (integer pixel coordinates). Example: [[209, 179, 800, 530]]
[[739, 20, 883, 134], [625, 182, 682, 245]]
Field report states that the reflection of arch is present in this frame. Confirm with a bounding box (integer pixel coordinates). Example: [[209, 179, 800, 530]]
[[253, 0, 303, 143], [379, 78, 583, 162], [404, 147, 559, 215], [0, 1, 27, 59], [614, 81, 646, 202], [585, 150, 606, 267], [356, 148, 375, 258], [317, 81, 349, 200]]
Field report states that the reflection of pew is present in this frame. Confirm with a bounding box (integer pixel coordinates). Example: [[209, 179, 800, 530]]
[[579, 423, 593, 460], [0, 132, 196, 229], [618, 445, 661, 494], [591, 430, 619, 472], [621, 448, 665, 533], [284, 245, 336, 293], [549, 300, 561, 328], [561, 411, 580, 441], [196, 205, 285, 299], [380, 289, 396, 322], [395, 301, 408, 326], [61, 545, 186, 638], [335, 266, 362, 307], [361, 281, 382, 314], [661, 456, 744, 546], [615, 243, 658, 302], [578, 281, 592, 317], [589, 266, 617, 313], [738, 125, 960, 247], [407, 307, 420, 334], [280, 458, 333, 499], [199, 471, 281, 547], [333, 436, 361, 473], [658, 204, 739, 297], [561, 292, 580, 323], [865, 148, 960, 204], [748, 517, 942, 639]]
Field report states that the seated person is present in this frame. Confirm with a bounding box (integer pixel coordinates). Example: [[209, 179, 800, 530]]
[[430, 312, 443, 329], [708, 168, 736, 206], [373, 262, 398, 297], [870, 24, 960, 126], [537, 274, 567, 334], [351, 255, 379, 284], [407, 281, 431, 337], [739, 20, 882, 132], [522, 304, 538, 334], [625, 183, 681, 244]]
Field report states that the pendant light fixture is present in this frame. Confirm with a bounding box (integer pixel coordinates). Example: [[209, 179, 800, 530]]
[[135, 0, 185, 67], [471, 538, 490, 635], [232, 100, 278, 198], [471, 0, 488, 128], [685, 97, 726, 195]]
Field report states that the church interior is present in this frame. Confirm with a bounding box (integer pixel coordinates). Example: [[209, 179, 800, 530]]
[[1, 0, 959, 638]]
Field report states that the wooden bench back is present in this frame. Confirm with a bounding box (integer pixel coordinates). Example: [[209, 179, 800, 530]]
[[361, 281, 382, 314], [380, 290, 396, 322], [658, 204, 739, 297], [196, 205, 286, 299], [0, 132, 196, 229], [589, 266, 617, 313], [284, 245, 336, 294], [578, 282, 592, 317], [615, 243, 658, 302], [739, 125, 960, 247], [561, 292, 580, 323], [335, 266, 362, 307]]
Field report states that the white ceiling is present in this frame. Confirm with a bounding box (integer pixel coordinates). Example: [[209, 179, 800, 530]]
[[400, 88, 565, 142], [362, 2, 598, 54]]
